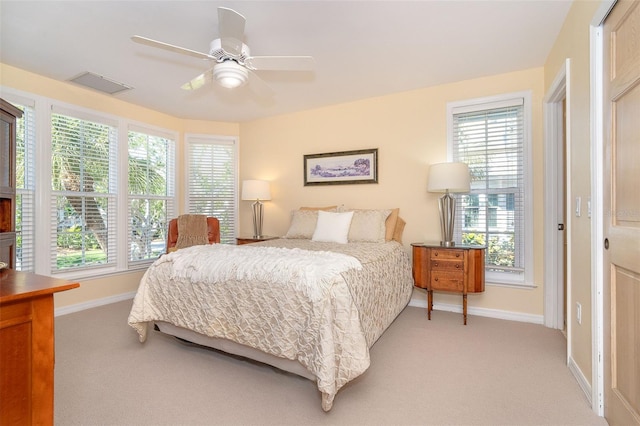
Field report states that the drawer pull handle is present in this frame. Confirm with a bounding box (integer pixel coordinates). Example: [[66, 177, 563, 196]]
[[456, 253, 460, 257], [434, 252, 438, 257], [456, 264, 460, 268], [434, 262, 438, 267], [434, 278, 439, 282]]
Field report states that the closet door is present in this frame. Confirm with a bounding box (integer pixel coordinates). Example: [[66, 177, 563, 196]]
[[603, 1, 640, 425]]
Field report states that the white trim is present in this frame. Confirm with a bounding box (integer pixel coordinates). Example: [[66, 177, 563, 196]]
[[590, 16, 608, 418], [446, 91, 534, 288], [128, 122, 178, 142], [568, 355, 594, 407], [543, 58, 570, 332], [587, 1, 615, 416], [408, 298, 544, 325], [592, 0, 617, 25], [55, 291, 136, 317]]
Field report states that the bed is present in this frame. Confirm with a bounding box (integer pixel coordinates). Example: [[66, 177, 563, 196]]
[[128, 208, 413, 411]]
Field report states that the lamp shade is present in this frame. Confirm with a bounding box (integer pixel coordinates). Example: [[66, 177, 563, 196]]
[[241, 180, 271, 201], [427, 162, 470, 193]]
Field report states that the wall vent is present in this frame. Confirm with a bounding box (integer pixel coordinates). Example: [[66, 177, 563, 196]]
[[68, 72, 132, 95]]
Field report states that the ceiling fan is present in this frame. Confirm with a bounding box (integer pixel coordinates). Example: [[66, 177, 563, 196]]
[[132, 7, 315, 98]]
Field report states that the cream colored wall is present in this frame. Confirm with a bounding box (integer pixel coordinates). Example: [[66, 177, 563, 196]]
[[0, 62, 549, 318], [0, 63, 239, 308], [239, 67, 546, 316], [544, 0, 601, 387]]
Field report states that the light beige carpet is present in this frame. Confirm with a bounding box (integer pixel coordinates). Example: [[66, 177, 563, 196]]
[[54, 300, 608, 425]]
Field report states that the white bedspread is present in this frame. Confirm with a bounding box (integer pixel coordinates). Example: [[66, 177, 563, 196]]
[[164, 244, 361, 301], [128, 240, 413, 411]]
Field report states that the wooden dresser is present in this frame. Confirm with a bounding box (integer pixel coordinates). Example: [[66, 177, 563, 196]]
[[0, 270, 79, 425], [411, 243, 485, 324]]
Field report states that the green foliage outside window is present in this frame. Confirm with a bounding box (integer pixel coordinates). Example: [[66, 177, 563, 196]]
[[462, 232, 515, 269]]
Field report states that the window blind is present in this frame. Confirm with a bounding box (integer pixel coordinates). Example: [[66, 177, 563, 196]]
[[186, 136, 237, 244], [50, 110, 117, 271], [452, 99, 525, 275], [127, 129, 175, 265]]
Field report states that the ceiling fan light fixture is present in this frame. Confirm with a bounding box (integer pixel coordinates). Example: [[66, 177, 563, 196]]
[[213, 61, 248, 89]]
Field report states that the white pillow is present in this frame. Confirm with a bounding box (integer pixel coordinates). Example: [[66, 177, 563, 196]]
[[311, 211, 354, 244]]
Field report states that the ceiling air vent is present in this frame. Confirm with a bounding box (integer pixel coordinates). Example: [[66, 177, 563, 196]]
[[68, 72, 132, 95]]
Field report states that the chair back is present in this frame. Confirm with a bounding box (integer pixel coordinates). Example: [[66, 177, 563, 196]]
[[166, 216, 220, 253]]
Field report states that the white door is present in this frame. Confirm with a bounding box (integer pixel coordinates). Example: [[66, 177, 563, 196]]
[[603, 1, 640, 424]]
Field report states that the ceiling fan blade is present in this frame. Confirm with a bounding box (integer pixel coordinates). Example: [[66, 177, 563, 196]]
[[132, 35, 213, 60], [247, 70, 275, 99], [244, 56, 315, 71], [181, 69, 213, 91], [218, 7, 245, 56]]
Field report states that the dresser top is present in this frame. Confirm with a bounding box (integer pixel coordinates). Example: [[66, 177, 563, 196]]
[[0, 269, 79, 303], [411, 242, 486, 249]]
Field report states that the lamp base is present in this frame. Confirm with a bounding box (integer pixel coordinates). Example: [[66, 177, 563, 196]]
[[438, 192, 456, 247], [251, 200, 264, 239]]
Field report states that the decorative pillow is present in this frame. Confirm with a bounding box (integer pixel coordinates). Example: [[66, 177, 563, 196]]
[[299, 206, 337, 211], [347, 209, 391, 243], [311, 211, 354, 244], [393, 217, 406, 244], [284, 209, 320, 239], [385, 208, 400, 241]]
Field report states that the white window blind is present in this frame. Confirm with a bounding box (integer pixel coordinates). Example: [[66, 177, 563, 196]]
[[50, 109, 117, 272], [13, 100, 36, 272], [186, 136, 237, 244], [450, 95, 530, 285], [127, 128, 175, 265]]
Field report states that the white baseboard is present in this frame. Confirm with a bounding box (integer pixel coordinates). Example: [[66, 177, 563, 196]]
[[408, 298, 544, 325], [55, 291, 136, 317], [568, 355, 593, 406], [57, 292, 545, 326]]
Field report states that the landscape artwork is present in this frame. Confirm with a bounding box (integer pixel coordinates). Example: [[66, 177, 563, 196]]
[[304, 149, 378, 186]]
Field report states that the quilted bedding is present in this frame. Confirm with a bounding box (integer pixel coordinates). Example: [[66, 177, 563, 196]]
[[128, 239, 413, 411]]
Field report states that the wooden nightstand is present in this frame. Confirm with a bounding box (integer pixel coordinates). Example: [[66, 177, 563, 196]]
[[236, 236, 279, 245], [411, 242, 485, 325]]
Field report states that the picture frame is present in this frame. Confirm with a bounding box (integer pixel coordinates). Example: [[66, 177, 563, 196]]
[[304, 148, 378, 186]]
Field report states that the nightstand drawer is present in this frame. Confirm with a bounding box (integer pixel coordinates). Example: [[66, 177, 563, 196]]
[[431, 271, 464, 292], [430, 249, 463, 260], [430, 259, 463, 271]]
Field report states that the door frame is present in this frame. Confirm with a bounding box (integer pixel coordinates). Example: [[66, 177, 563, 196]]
[[589, 0, 617, 416], [543, 58, 570, 333]]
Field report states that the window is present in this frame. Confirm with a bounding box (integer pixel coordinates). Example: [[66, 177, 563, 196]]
[[50, 108, 117, 271], [448, 93, 532, 286], [128, 127, 176, 266], [4, 89, 178, 278], [186, 135, 238, 244], [13, 100, 36, 272]]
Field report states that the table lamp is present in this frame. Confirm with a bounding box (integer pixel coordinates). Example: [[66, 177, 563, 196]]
[[241, 180, 271, 238], [427, 162, 470, 247]]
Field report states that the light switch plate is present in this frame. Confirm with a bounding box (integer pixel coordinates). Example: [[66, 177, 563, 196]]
[[575, 196, 581, 217]]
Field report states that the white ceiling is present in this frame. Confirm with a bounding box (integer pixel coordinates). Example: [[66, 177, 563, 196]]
[[0, 1, 572, 123]]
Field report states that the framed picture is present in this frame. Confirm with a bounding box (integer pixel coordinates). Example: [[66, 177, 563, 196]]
[[304, 148, 378, 186]]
